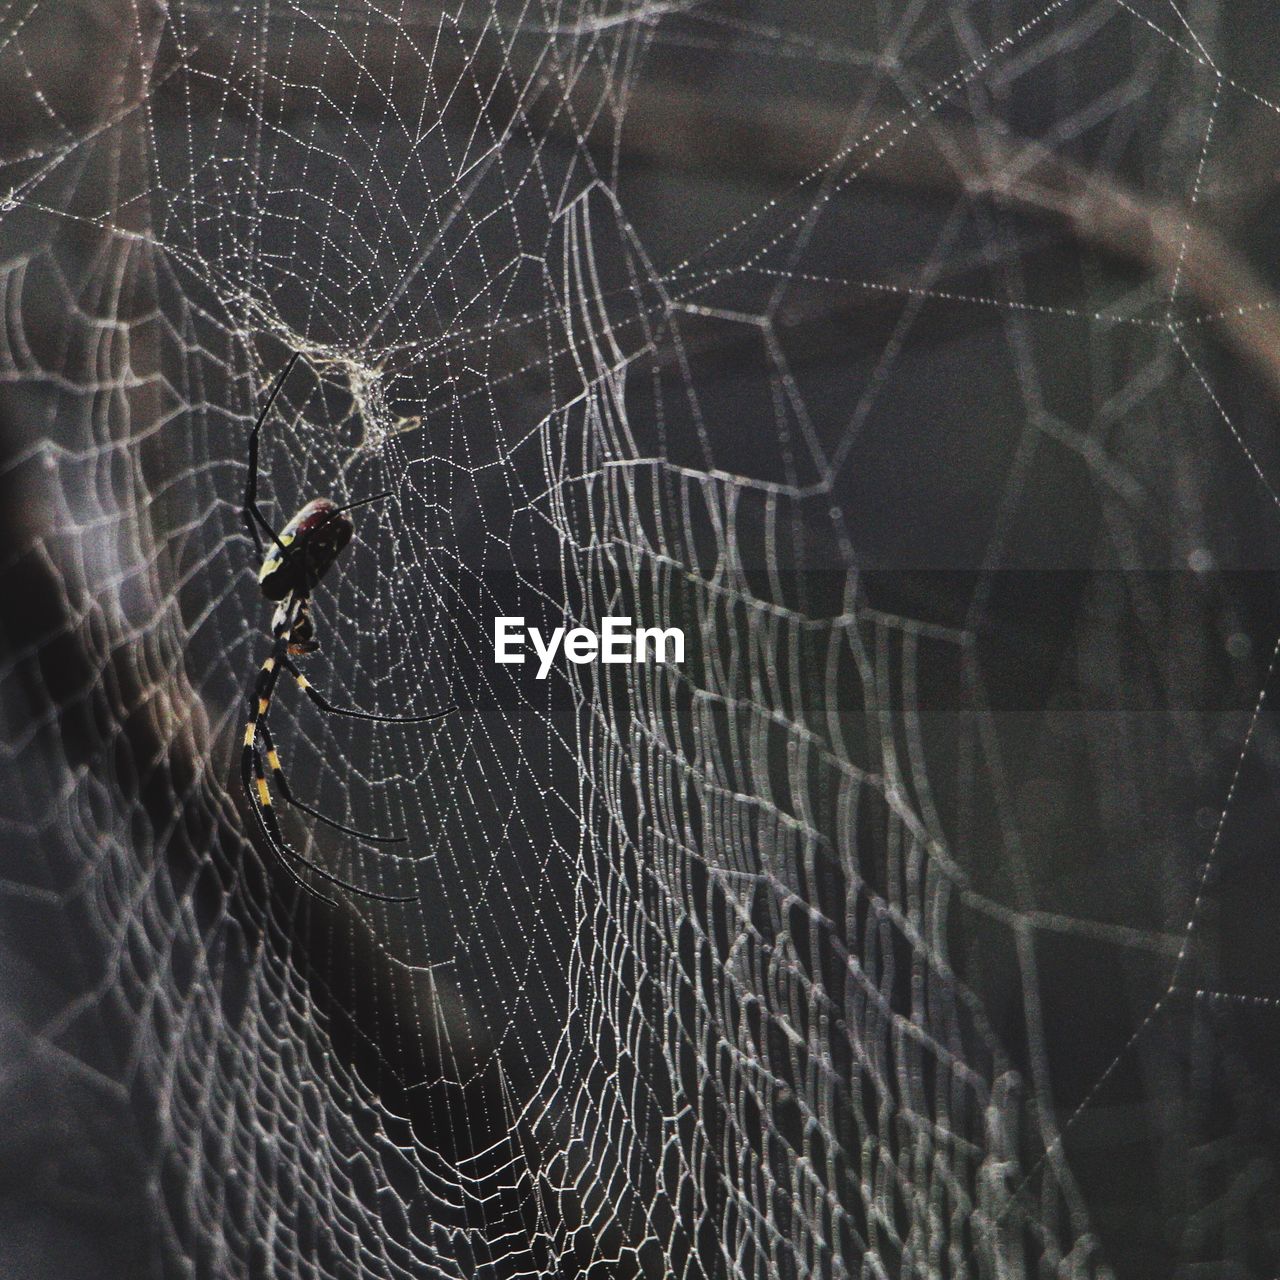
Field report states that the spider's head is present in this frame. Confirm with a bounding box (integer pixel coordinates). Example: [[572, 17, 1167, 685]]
[[258, 498, 355, 601]]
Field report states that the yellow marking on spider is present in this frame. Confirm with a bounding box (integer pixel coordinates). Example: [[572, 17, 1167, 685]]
[[263, 657, 276, 672], [266, 750, 281, 771], [258, 697, 269, 713], [256, 778, 271, 807], [295, 674, 310, 689], [244, 723, 256, 746]]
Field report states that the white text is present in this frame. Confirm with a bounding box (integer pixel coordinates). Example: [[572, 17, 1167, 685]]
[[495, 616, 684, 678]]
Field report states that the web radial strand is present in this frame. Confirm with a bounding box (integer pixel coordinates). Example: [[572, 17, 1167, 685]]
[[0, 1, 1276, 1278]]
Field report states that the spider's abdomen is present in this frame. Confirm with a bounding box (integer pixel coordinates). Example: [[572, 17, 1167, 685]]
[[258, 498, 354, 601]]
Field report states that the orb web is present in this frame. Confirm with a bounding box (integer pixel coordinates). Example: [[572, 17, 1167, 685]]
[[1, 1, 1279, 1277]]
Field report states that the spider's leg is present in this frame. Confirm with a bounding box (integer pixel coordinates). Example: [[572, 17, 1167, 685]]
[[242, 351, 300, 562], [258, 720, 408, 845], [245, 505, 285, 563], [242, 742, 340, 909], [240, 621, 416, 904], [247, 743, 414, 904], [241, 629, 339, 905], [242, 634, 287, 759], [332, 491, 393, 516], [283, 656, 454, 724]]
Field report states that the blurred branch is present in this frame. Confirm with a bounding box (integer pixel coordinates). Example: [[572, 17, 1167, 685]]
[[150, 11, 1280, 404], [612, 82, 1280, 396]]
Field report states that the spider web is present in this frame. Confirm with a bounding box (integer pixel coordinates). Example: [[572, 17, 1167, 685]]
[[2, 0, 1279, 1276]]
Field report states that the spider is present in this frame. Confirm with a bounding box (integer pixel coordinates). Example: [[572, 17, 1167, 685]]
[[240, 351, 451, 905]]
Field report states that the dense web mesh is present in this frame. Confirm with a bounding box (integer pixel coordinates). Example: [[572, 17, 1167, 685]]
[[2, 1, 1280, 1277]]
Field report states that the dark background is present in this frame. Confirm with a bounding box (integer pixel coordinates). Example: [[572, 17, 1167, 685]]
[[2, 2, 1279, 1276]]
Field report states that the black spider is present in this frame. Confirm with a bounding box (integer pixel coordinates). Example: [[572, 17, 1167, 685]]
[[239, 352, 451, 905]]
